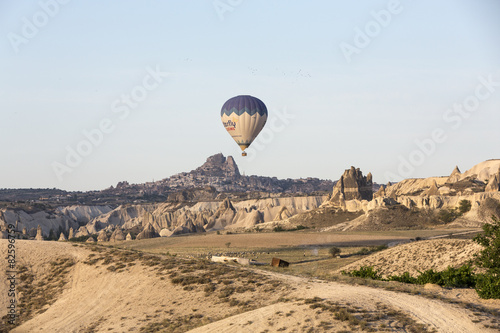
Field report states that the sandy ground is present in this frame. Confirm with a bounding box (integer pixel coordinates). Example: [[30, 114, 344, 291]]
[[338, 239, 484, 278], [1, 239, 499, 332]]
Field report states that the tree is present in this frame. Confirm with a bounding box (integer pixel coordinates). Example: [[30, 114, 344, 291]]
[[225, 242, 231, 249], [458, 200, 472, 214], [473, 216, 500, 299], [329, 246, 341, 257]]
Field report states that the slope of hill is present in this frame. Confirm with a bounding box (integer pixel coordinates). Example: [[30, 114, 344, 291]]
[[2, 240, 499, 332]]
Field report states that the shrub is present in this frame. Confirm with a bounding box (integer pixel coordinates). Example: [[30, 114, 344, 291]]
[[328, 247, 341, 257], [475, 274, 500, 299], [458, 200, 472, 214], [387, 272, 417, 284], [439, 264, 476, 288], [355, 248, 372, 256], [473, 216, 500, 299], [342, 266, 381, 280], [438, 209, 460, 223]]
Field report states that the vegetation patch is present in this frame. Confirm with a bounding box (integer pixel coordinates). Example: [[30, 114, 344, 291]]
[[0, 257, 75, 331], [301, 297, 435, 332]]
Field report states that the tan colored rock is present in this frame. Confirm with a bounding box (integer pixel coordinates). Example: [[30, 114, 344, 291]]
[[446, 166, 461, 183], [35, 225, 44, 241], [423, 180, 439, 196], [68, 227, 74, 239], [125, 233, 133, 241], [330, 166, 373, 204], [97, 229, 108, 242], [110, 228, 125, 242], [373, 185, 386, 199], [58, 232, 67, 241], [273, 206, 292, 221], [75, 226, 89, 238], [86, 236, 96, 243], [485, 173, 500, 192], [136, 223, 159, 240]]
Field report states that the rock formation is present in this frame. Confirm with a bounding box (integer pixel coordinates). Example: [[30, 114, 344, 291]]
[[136, 223, 159, 240], [330, 166, 373, 204], [75, 226, 90, 238], [126, 233, 133, 241], [273, 206, 292, 221], [58, 232, 67, 241], [446, 166, 462, 183], [86, 236, 96, 243], [68, 227, 74, 239], [35, 225, 43, 241], [486, 173, 500, 192], [110, 228, 125, 242], [195, 153, 240, 179], [97, 229, 108, 242], [373, 185, 386, 199], [423, 180, 440, 196], [22, 227, 27, 235]]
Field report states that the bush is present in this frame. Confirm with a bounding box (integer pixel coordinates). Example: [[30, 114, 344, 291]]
[[388, 272, 417, 284], [475, 273, 500, 299], [346, 265, 475, 288], [355, 248, 372, 256], [328, 247, 341, 257], [473, 216, 500, 299], [439, 264, 476, 288], [438, 209, 460, 223], [342, 266, 381, 280], [458, 200, 472, 214]]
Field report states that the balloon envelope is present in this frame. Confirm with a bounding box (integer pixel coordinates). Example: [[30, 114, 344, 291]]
[[221, 95, 268, 154]]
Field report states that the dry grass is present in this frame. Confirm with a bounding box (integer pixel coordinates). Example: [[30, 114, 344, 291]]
[[0, 257, 75, 331]]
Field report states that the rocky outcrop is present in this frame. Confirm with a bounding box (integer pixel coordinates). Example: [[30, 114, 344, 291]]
[[110, 228, 125, 242], [57, 205, 112, 224], [330, 167, 373, 204], [68, 228, 74, 239], [446, 166, 462, 183], [75, 226, 90, 238], [385, 177, 448, 197], [136, 223, 159, 240], [485, 172, 500, 192], [35, 225, 43, 241], [97, 229, 108, 242], [86, 236, 96, 243], [0, 209, 79, 239], [58, 232, 67, 241], [126, 233, 133, 241], [205, 198, 236, 231], [195, 153, 240, 179], [273, 206, 293, 221], [373, 185, 386, 199], [423, 180, 440, 196]]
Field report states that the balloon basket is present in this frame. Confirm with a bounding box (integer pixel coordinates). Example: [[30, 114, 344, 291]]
[[242, 152, 247, 157]]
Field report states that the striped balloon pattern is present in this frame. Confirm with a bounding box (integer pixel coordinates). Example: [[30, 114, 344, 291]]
[[221, 95, 268, 155]]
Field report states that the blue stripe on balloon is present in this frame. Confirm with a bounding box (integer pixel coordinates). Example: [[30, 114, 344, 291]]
[[221, 107, 267, 117], [220, 95, 268, 117]]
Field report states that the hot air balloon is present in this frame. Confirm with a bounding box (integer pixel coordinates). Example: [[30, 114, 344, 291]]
[[220, 95, 268, 156]]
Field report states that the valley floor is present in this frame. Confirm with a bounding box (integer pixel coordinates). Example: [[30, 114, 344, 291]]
[[1, 235, 499, 332]]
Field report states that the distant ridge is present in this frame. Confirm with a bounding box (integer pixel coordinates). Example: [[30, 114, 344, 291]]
[[0, 153, 334, 204]]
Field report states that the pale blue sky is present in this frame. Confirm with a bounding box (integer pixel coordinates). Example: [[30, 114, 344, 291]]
[[1, 0, 499, 191]]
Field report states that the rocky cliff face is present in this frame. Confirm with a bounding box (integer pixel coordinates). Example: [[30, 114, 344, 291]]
[[329, 167, 373, 204], [195, 153, 240, 179], [80, 195, 327, 237]]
